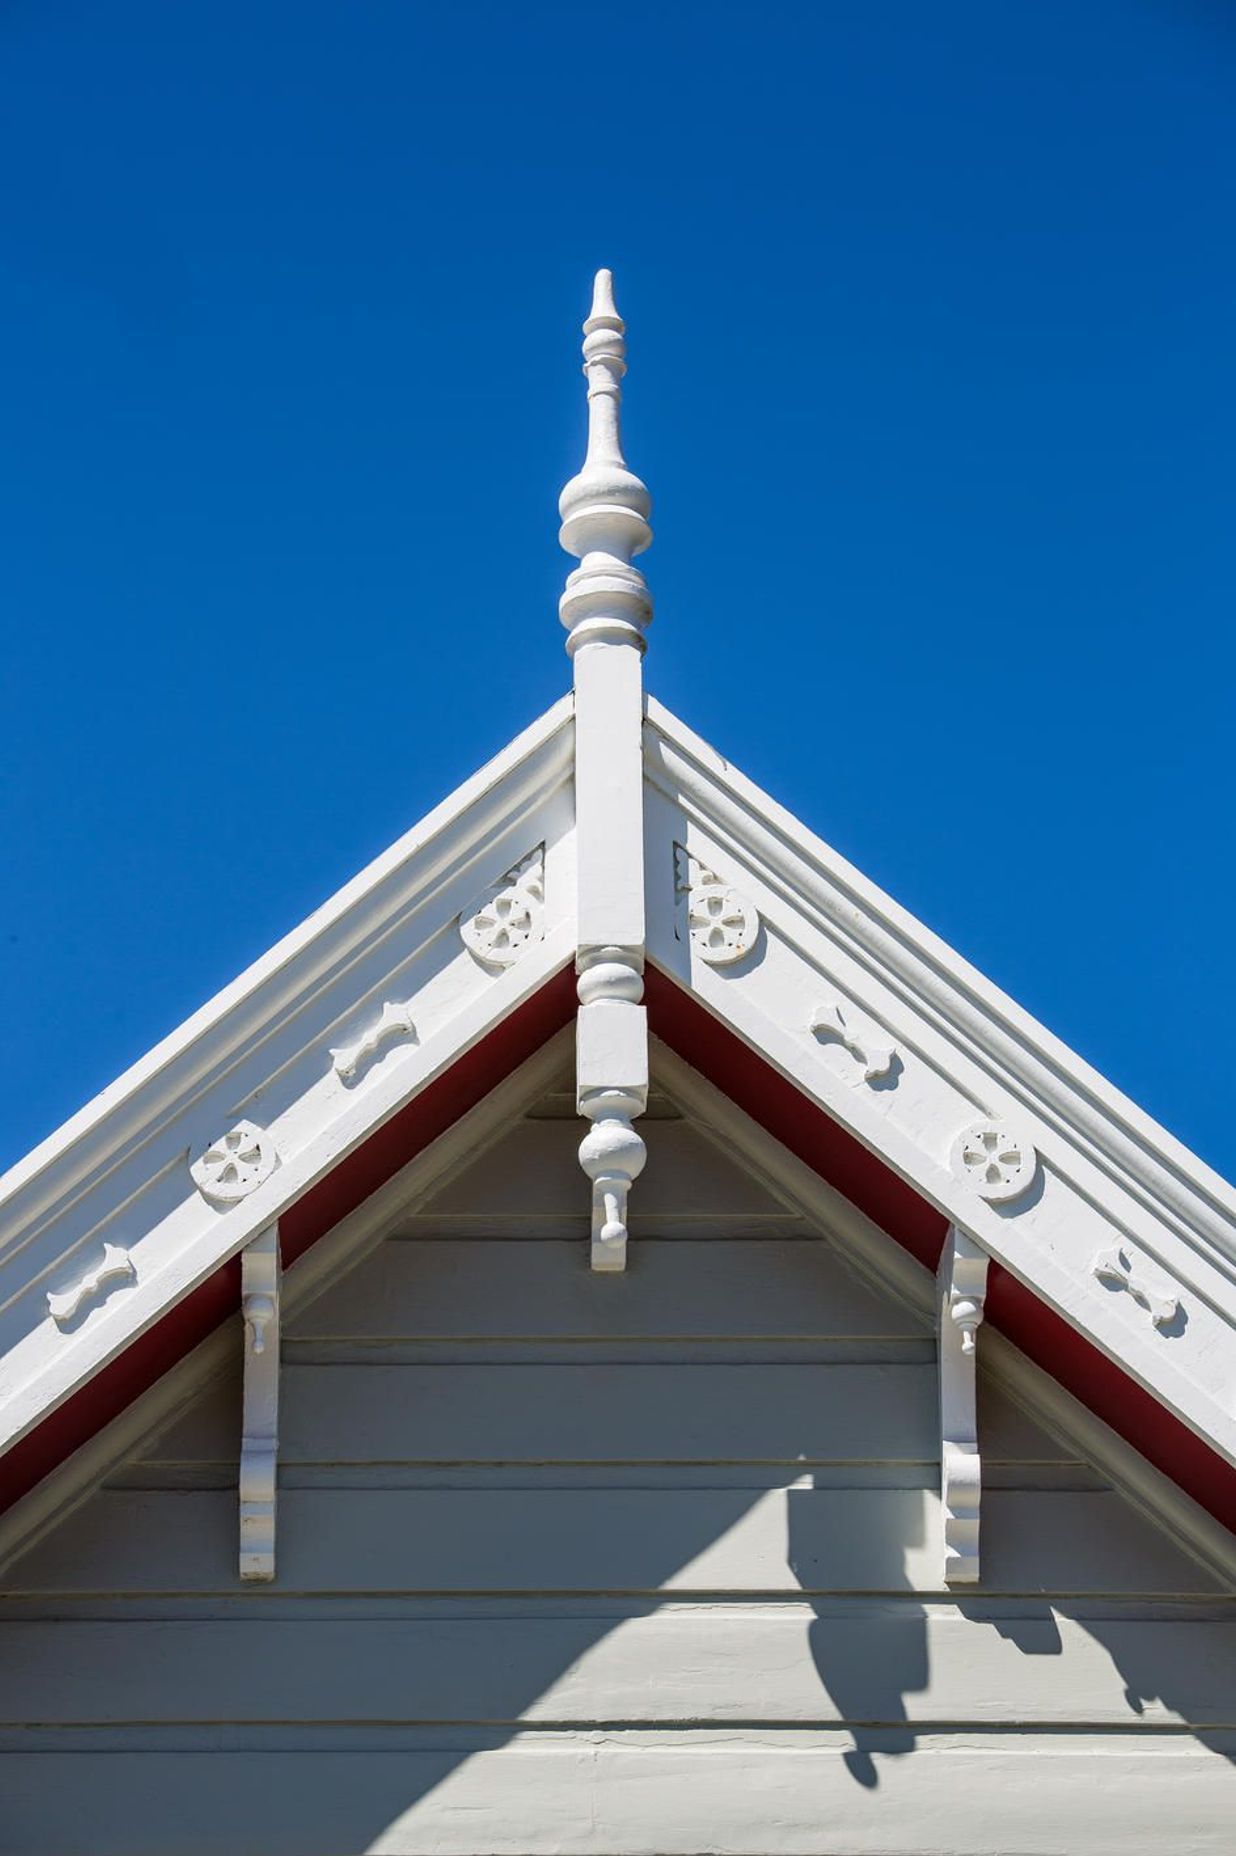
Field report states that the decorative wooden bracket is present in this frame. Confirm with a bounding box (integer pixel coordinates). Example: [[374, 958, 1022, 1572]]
[[239, 1223, 280, 1582], [938, 1224, 990, 1585], [560, 271, 651, 1273]]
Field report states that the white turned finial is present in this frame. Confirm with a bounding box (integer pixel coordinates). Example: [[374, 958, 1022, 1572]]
[[589, 266, 619, 326], [559, 269, 653, 655]]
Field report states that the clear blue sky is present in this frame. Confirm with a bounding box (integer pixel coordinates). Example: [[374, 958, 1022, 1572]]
[[2, 2, 1233, 1174]]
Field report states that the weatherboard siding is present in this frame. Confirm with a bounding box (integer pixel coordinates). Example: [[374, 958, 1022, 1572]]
[[2, 1094, 1235, 1854]]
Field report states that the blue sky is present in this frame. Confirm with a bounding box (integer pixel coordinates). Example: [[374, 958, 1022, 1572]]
[[2, 2, 1233, 1174]]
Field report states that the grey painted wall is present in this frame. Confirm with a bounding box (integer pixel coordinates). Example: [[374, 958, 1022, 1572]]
[[2, 1078, 1234, 1853]]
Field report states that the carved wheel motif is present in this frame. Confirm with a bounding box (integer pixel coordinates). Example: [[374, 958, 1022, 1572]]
[[949, 1117, 1038, 1205], [459, 851, 545, 970], [190, 1120, 280, 1206], [687, 881, 759, 966]]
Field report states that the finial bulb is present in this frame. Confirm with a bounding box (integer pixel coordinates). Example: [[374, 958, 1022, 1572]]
[[558, 269, 653, 649], [558, 268, 652, 584]]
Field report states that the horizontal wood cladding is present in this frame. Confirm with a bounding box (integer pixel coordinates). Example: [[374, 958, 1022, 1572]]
[[287, 1239, 914, 1340], [7, 1487, 1219, 1595], [135, 1362, 1066, 1469], [3, 1730, 1236, 1855], [6, 1607, 1236, 1728], [5, 1114, 1233, 1855]]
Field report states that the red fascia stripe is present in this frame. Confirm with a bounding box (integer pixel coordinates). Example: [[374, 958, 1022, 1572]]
[[0, 967, 576, 1517], [6, 959, 1235, 1543], [645, 964, 1236, 1538]]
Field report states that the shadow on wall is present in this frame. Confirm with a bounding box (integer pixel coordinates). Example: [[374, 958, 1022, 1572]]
[[6, 1235, 1236, 1851], [6, 1467, 1236, 1853], [791, 1481, 928, 1788]]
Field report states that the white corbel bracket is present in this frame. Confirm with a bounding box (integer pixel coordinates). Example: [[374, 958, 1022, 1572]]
[[240, 1224, 280, 1582], [938, 1224, 990, 1585]]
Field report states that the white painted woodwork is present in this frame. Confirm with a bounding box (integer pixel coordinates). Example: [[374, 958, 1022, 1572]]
[[5, 272, 1236, 1854], [810, 999, 898, 1083], [238, 1224, 279, 1582], [938, 1224, 990, 1583], [458, 846, 546, 969], [44, 1243, 135, 1328], [2, 1081, 1234, 1854], [190, 1118, 280, 1206], [562, 271, 652, 1270], [643, 696, 1236, 1471], [5, 278, 1236, 1619], [329, 999, 417, 1082], [1093, 1243, 1181, 1328], [652, 1036, 1236, 1587], [0, 698, 576, 1460]]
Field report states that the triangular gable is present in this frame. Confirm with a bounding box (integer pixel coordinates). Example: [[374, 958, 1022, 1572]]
[[3, 268, 1235, 1594]]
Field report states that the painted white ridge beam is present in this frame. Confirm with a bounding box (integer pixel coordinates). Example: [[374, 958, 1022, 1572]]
[[938, 1225, 990, 1584], [560, 269, 651, 1272], [239, 1224, 280, 1582]]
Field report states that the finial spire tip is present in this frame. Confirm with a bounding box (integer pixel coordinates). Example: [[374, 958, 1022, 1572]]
[[558, 267, 652, 643], [588, 268, 620, 330]]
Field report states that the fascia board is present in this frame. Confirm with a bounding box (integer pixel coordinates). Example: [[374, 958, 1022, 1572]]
[[645, 697, 1236, 1247], [0, 1027, 575, 1581], [0, 698, 576, 1458], [652, 1037, 1236, 1591], [0, 926, 574, 1458], [644, 698, 1236, 1469], [0, 695, 573, 1240]]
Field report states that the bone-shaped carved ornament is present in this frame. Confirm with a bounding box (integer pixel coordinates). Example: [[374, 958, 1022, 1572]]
[[47, 1244, 136, 1327], [330, 1000, 417, 1083], [1092, 1246, 1180, 1330], [810, 1001, 897, 1083]]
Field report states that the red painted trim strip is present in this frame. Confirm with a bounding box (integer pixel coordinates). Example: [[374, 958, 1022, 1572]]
[[644, 966, 950, 1270], [8, 958, 1235, 1547], [0, 968, 576, 1518], [645, 965, 1236, 1538]]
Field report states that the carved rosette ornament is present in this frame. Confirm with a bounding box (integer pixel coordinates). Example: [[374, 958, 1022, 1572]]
[[459, 847, 545, 969], [949, 1117, 1038, 1205], [190, 1120, 280, 1207], [675, 847, 760, 967]]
